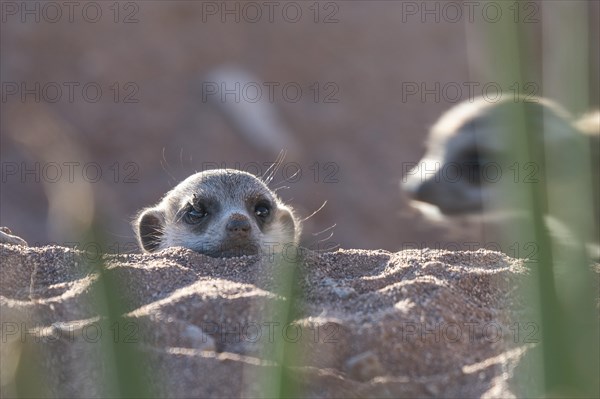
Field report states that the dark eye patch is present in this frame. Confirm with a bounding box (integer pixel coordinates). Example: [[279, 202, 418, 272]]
[[254, 203, 270, 218], [247, 195, 274, 227], [457, 148, 483, 186], [185, 208, 206, 224], [461, 149, 482, 165], [176, 194, 219, 225]]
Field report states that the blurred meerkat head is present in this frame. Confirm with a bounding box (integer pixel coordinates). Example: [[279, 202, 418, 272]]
[[402, 96, 584, 216], [134, 169, 300, 257]]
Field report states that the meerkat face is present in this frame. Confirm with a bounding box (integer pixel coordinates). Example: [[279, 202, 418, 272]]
[[402, 97, 578, 216], [134, 169, 299, 257]]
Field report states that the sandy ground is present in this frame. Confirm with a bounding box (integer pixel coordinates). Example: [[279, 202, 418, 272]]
[[1, 243, 550, 398]]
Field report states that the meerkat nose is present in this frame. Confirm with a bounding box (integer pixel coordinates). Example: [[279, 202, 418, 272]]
[[405, 177, 438, 205], [226, 214, 251, 236]]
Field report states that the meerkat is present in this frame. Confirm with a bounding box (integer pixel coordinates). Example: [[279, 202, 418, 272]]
[[403, 97, 580, 213], [133, 169, 300, 257], [402, 96, 599, 256]]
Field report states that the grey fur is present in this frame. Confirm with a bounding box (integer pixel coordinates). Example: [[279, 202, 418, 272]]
[[402, 96, 599, 257], [134, 169, 300, 257]]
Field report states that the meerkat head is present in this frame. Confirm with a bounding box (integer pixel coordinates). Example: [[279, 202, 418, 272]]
[[134, 169, 300, 257], [402, 96, 580, 216]]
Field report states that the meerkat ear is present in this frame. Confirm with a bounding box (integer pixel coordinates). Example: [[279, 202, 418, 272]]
[[136, 208, 165, 252], [277, 206, 301, 244]]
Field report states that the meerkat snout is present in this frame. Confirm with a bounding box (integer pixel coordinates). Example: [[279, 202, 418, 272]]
[[226, 214, 251, 236], [134, 169, 300, 258]]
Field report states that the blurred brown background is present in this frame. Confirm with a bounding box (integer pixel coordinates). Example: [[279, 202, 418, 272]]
[[1, 1, 598, 253]]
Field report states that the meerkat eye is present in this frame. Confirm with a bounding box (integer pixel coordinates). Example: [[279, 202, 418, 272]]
[[460, 149, 483, 185], [184, 204, 207, 224], [254, 204, 270, 218], [462, 149, 481, 166]]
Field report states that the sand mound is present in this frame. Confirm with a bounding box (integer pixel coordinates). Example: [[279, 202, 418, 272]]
[[1, 244, 536, 398]]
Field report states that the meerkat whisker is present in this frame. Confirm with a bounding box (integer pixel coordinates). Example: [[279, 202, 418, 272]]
[[311, 223, 336, 237], [160, 147, 178, 185], [301, 200, 328, 223], [262, 149, 287, 185]]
